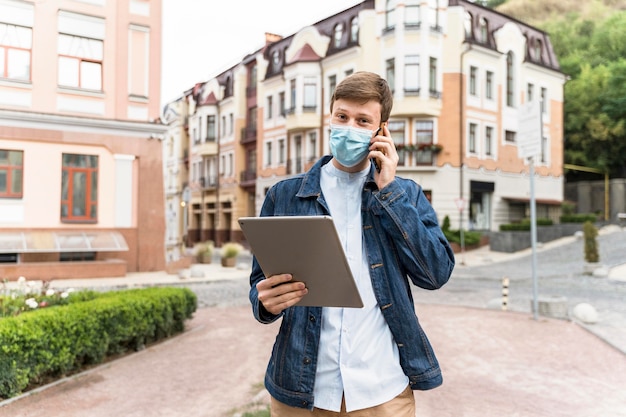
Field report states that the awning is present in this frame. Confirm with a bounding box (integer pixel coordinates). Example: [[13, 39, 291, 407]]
[[0, 231, 129, 253], [502, 197, 562, 206]]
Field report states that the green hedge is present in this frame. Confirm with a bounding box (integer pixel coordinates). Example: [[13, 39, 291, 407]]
[[0, 287, 197, 399], [560, 214, 597, 223], [443, 229, 482, 246], [499, 218, 554, 231]]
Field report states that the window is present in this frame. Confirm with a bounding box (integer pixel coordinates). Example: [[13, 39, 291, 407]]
[[464, 12, 473, 39], [415, 120, 434, 165], [0, 23, 32, 81], [404, 55, 420, 94], [486, 71, 493, 100], [57, 12, 105, 91], [61, 153, 98, 222], [428, 0, 440, 30], [229, 113, 234, 134], [308, 132, 317, 161], [506, 52, 515, 107], [0, 149, 23, 198], [128, 24, 149, 98], [58, 34, 103, 90], [385, 0, 396, 31], [541, 87, 547, 114], [289, 79, 296, 113], [405, 0, 420, 27], [541, 136, 548, 163], [206, 115, 216, 142], [469, 123, 477, 153], [389, 121, 406, 165], [479, 17, 488, 43], [485, 126, 493, 156], [266, 96, 273, 119], [386, 59, 395, 93], [303, 76, 316, 111], [328, 75, 337, 101], [350, 17, 359, 43], [265, 141, 272, 167], [272, 50, 280, 70], [527, 83, 534, 102], [534, 39, 543, 63], [249, 63, 257, 88], [345, 69, 353, 77], [505, 130, 516, 143], [429, 57, 438, 96], [333, 23, 344, 48], [278, 139, 286, 164], [469, 66, 477, 96], [279, 92, 286, 116]]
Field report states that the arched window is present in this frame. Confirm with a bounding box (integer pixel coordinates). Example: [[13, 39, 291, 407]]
[[534, 38, 543, 62], [272, 50, 280, 70], [464, 12, 473, 39], [506, 52, 514, 107], [350, 17, 359, 43], [334, 22, 344, 48], [479, 17, 488, 43]]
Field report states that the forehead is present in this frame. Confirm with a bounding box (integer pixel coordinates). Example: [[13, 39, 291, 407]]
[[332, 98, 381, 120]]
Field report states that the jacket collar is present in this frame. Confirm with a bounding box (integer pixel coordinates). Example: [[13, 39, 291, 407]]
[[296, 155, 378, 199]]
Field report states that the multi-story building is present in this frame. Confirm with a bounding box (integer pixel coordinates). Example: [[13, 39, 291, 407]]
[[0, 0, 167, 279], [171, 0, 565, 248]]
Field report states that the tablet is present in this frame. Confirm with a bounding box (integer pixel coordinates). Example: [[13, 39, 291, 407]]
[[238, 215, 363, 308]]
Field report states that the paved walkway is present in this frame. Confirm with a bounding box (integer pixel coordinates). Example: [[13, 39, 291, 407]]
[[2, 229, 626, 416]]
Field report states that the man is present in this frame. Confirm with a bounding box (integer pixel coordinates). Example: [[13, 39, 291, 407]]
[[249, 71, 455, 416]]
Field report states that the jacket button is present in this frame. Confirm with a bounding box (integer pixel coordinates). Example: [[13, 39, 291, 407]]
[[309, 315, 316, 322], [303, 357, 311, 364]]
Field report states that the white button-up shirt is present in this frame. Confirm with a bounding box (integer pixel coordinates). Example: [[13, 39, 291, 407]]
[[315, 162, 408, 412]]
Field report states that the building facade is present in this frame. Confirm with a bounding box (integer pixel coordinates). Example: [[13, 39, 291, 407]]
[[0, 0, 167, 279], [168, 0, 566, 250]]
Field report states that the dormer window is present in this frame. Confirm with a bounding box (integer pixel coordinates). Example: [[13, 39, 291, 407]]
[[350, 17, 359, 43], [479, 17, 488, 43], [334, 22, 344, 48], [534, 39, 543, 62], [272, 50, 280, 70]]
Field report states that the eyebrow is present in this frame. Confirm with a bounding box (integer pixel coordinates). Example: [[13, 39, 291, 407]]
[[332, 106, 376, 119]]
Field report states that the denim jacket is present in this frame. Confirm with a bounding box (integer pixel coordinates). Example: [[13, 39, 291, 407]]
[[249, 155, 455, 410]]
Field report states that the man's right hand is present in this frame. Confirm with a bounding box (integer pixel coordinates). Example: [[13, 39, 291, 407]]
[[256, 273, 308, 315]]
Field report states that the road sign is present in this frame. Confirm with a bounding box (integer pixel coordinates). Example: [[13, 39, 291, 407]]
[[518, 100, 542, 159], [454, 198, 466, 212]]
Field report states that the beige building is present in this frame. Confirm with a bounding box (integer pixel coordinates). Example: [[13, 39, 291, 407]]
[[0, 0, 167, 279], [167, 0, 566, 249]]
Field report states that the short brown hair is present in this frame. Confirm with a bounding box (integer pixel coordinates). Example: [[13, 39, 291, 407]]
[[330, 71, 393, 122]]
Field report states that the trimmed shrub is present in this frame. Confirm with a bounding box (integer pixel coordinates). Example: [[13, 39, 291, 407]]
[[0, 287, 197, 399]]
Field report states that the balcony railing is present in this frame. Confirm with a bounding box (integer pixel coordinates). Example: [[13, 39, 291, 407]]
[[240, 126, 257, 144], [240, 169, 257, 183]]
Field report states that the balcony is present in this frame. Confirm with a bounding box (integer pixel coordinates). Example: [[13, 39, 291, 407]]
[[240, 126, 257, 145], [199, 176, 217, 190], [240, 169, 256, 188]]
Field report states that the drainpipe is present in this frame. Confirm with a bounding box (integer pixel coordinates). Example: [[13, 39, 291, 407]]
[[319, 59, 325, 158], [459, 43, 472, 261]]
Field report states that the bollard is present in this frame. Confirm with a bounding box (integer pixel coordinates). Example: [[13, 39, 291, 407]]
[[502, 277, 509, 311]]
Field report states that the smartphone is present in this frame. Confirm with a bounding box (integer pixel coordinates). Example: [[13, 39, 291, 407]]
[[372, 122, 387, 173]]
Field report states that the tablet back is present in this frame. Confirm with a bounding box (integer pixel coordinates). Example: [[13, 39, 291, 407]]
[[238, 215, 363, 308]]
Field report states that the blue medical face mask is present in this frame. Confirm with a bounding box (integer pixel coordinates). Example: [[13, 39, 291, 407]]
[[329, 124, 375, 168]]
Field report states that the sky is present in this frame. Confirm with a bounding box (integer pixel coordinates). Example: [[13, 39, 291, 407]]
[[160, 0, 361, 107]]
